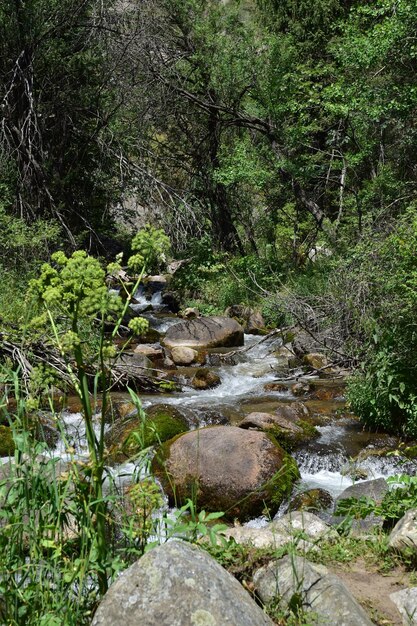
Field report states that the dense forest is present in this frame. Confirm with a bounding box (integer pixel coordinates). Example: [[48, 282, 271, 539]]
[[1, 0, 417, 624]]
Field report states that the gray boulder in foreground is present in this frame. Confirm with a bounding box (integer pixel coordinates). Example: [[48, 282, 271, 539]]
[[390, 587, 417, 625], [92, 540, 273, 626], [389, 509, 417, 554], [253, 555, 374, 626]]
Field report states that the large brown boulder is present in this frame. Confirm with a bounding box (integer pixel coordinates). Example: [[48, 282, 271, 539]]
[[153, 426, 299, 521], [163, 316, 244, 350]]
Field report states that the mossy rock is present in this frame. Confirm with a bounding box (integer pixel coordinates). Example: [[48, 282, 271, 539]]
[[404, 445, 417, 459], [263, 446, 301, 511], [288, 488, 334, 513], [106, 404, 188, 463], [270, 419, 319, 452], [136, 327, 162, 344], [0, 426, 15, 457]]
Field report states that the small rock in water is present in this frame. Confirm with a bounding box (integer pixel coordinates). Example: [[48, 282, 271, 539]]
[[170, 346, 199, 365], [264, 382, 289, 392], [291, 382, 312, 397], [191, 368, 221, 390], [287, 488, 334, 513]]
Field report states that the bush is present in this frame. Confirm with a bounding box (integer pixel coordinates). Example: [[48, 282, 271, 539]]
[[174, 235, 284, 316], [345, 209, 417, 436]]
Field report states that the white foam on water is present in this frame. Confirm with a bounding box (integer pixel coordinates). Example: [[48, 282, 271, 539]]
[[157, 356, 282, 408]]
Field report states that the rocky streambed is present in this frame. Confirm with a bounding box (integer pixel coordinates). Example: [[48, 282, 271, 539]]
[[54, 300, 416, 524], [9, 285, 417, 625]]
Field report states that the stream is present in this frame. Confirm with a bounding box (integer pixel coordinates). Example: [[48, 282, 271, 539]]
[[49, 286, 417, 527]]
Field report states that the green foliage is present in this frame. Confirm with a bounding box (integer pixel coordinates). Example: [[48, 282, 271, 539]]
[[30, 251, 122, 322], [0, 0, 136, 240], [131, 225, 171, 272], [345, 210, 417, 436], [336, 475, 417, 526], [174, 234, 284, 318], [165, 500, 227, 547]]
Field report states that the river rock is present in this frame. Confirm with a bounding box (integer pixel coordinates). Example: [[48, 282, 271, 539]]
[[253, 555, 374, 626], [134, 344, 165, 362], [264, 382, 289, 392], [238, 411, 311, 449], [222, 512, 333, 552], [152, 425, 300, 521], [119, 352, 153, 371], [389, 509, 417, 554], [191, 368, 221, 390], [181, 307, 200, 319], [91, 540, 273, 626], [222, 525, 293, 550], [247, 311, 267, 335], [275, 402, 310, 421], [105, 404, 188, 462], [303, 352, 329, 370], [33, 413, 60, 449], [288, 488, 334, 513], [239, 412, 303, 435], [390, 587, 417, 625], [271, 511, 338, 543], [170, 346, 199, 365], [225, 305, 266, 335], [336, 477, 389, 507], [291, 382, 311, 396], [163, 316, 244, 350], [144, 274, 168, 291]]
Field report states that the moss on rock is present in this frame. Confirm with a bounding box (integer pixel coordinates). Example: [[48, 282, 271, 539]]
[[0, 425, 15, 457], [267, 419, 319, 452], [106, 404, 188, 463]]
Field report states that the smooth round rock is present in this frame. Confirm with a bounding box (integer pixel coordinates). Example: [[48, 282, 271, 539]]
[[153, 426, 299, 521], [171, 346, 199, 365]]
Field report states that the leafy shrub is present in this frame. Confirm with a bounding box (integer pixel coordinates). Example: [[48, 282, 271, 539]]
[[345, 209, 417, 436], [174, 234, 284, 316]]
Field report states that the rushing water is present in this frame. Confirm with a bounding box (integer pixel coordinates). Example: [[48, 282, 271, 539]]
[[26, 288, 417, 518]]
